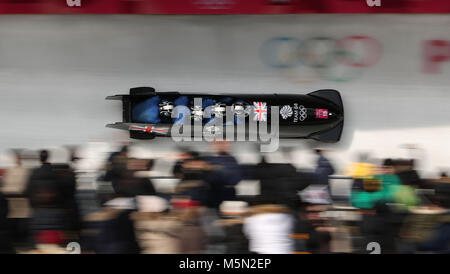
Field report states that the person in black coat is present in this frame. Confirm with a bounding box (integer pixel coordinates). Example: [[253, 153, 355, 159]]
[[254, 156, 311, 210], [25, 150, 63, 208], [114, 158, 156, 198], [394, 159, 423, 188], [0, 192, 15, 253], [201, 141, 242, 209], [314, 149, 335, 186], [25, 150, 68, 244], [52, 163, 80, 234], [103, 146, 129, 194]]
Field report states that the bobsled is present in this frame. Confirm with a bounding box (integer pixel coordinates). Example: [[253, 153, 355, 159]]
[[106, 87, 344, 142]]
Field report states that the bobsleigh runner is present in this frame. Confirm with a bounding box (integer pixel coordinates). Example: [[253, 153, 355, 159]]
[[106, 87, 344, 143]]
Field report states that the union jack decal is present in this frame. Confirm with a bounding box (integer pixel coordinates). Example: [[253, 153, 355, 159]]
[[253, 102, 267, 122], [129, 125, 169, 134]]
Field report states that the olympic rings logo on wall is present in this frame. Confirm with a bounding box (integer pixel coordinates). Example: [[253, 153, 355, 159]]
[[260, 36, 383, 82]]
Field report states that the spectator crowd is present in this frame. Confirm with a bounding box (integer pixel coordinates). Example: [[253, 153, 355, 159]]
[[0, 141, 449, 254]]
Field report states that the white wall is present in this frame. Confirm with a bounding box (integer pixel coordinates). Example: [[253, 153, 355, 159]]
[[0, 15, 449, 175]]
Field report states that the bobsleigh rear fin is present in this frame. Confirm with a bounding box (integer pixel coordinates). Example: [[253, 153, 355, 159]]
[[106, 122, 160, 130], [308, 89, 343, 110], [106, 122, 133, 130], [106, 95, 125, 100], [309, 120, 344, 143], [105, 94, 131, 122]]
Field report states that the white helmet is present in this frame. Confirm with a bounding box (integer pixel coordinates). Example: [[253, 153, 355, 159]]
[[233, 102, 251, 117], [211, 103, 227, 118], [191, 105, 203, 122], [159, 101, 174, 117]]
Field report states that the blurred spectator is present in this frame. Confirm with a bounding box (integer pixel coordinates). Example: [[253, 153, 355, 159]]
[[400, 186, 450, 254], [25, 150, 68, 246], [357, 202, 399, 253], [255, 155, 310, 210], [199, 141, 243, 254], [294, 203, 334, 254], [243, 203, 295, 254], [293, 203, 322, 254], [0, 191, 15, 253], [314, 149, 335, 186], [83, 197, 140, 254], [351, 159, 403, 209], [202, 141, 242, 209], [177, 201, 207, 254], [115, 158, 156, 197], [345, 152, 376, 179], [52, 163, 80, 239], [351, 159, 420, 253], [434, 172, 450, 184], [394, 159, 423, 188], [1, 150, 31, 248], [174, 150, 210, 204], [1, 150, 30, 194], [131, 196, 181, 254], [68, 147, 80, 169], [217, 201, 250, 254], [172, 150, 200, 180], [131, 196, 208, 254], [25, 150, 61, 207], [103, 145, 129, 194]]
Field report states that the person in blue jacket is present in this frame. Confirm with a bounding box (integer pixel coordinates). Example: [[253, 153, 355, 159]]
[[314, 149, 335, 186], [201, 141, 242, 209]]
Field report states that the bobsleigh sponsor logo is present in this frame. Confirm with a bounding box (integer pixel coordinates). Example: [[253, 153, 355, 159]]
[[253, 102, 268, 122], [170, 98, 280, 152], [280, 105, 293, 119], [260, 36, 383, 82], [315, 109, 328, 119]]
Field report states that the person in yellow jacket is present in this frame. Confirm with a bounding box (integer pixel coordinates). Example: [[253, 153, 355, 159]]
[[345, 152, 376, 179]]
